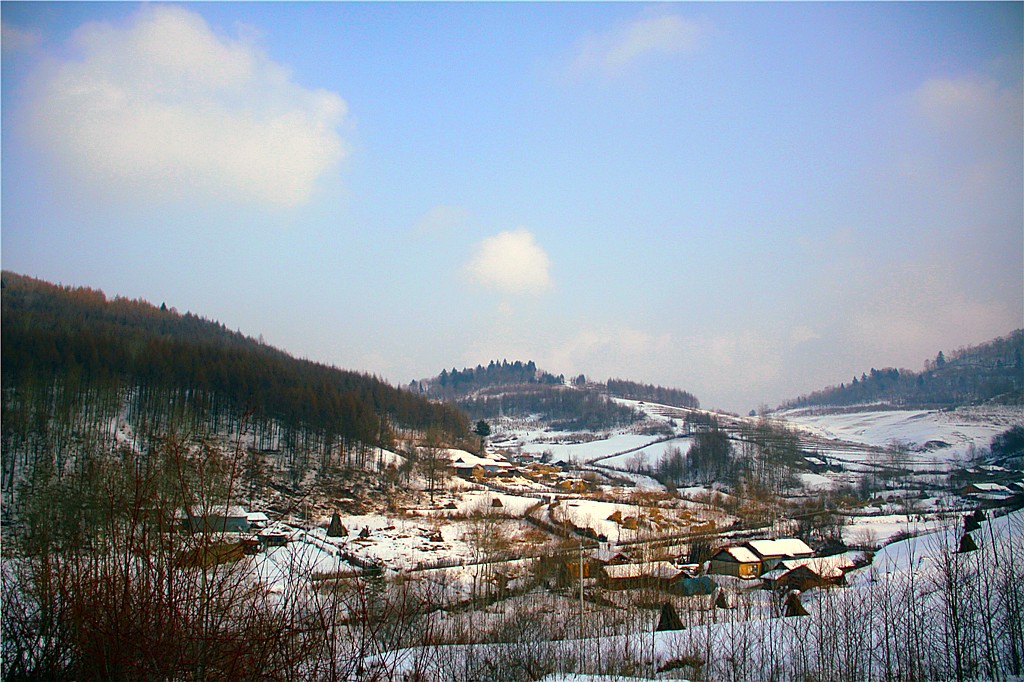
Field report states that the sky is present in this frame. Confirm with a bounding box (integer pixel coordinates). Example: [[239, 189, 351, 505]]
[[2, 2, 1022, 413]]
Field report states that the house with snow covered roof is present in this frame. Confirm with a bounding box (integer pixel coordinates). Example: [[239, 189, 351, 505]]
[[760, 552, 859, 591], [601, 561, 685, 590], [708, 546, 762, 579], [590, 546, 631, 566], [709, 538, 815, 578], [961, 482, 1014, 500], [743, 538, 814, 573], [177, 505, 251, 533], [448, 449, 514, 476], [246, 511, 270, 530]]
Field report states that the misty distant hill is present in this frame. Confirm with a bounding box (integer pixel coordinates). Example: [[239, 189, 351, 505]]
[[780, 330, 1024, 410]]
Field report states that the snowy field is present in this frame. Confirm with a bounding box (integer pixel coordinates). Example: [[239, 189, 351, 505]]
[[551, 497, 708, 544], [516, 432, 664, 464], [779, 405, 1022, 465], [594, 437, 694, 470]]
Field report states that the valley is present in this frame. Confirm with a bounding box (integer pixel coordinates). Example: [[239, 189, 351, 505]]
[[2, 273, 1022, 680]]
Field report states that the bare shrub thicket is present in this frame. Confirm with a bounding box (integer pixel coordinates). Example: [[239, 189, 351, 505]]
[[0, 432, 433, 681]]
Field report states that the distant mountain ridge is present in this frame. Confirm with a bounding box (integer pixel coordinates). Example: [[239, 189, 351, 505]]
[[780, 330, 1024, 410]]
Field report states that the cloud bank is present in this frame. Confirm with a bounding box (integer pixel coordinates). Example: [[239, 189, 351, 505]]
[[24, 6, 346, 207], [465, 228, 552, 295]]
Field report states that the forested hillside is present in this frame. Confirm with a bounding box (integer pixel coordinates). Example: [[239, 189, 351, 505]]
[[605, 378, 700, 409], [415, 361, 700, 431], [781, 330, 1024, 409], [1, 272, 468, 497]]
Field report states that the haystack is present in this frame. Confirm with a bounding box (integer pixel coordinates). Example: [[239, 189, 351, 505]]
[[327, 512, 347, 537], [656, 602, 684, 631]]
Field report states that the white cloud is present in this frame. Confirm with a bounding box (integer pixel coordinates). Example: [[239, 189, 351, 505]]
[[569, 13, 705, 78], [904, 75, 1023, 202], [465, 228, 553, 295], [24, 5, 346, 207], [2, 22, 41, 52], [914, 75, 1021, 138], [412, 205, 470, 238], [847, 261, 1016, 361], [789, 325, 821, 345], [548, 326, 672, 375]]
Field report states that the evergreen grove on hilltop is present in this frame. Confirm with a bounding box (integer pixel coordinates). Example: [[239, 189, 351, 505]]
[[414, 361, 700, 430], [411, 359, 562, 396]]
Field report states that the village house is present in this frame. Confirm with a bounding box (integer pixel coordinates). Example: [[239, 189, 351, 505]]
[[708, 546, 761, 579], [743, 538, 814, 573], [760, 553, 858, 591], [177, 505, 251, 534], [962, 482, 1014, 501], [598, 561, 718, 595], [590, 546, 631, 566], [175, 537, 249, 568], [708, 537, 815, 579], [601, 561, 685, 591], [449, 450, 515, 478]]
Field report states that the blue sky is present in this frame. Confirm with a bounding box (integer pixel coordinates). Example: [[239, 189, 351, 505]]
[[3, 2, 1022, 412]]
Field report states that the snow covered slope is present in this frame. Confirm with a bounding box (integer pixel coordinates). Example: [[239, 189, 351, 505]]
[[779, 405, 1022, 464]]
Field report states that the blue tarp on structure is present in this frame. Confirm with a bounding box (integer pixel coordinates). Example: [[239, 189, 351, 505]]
[[671, 575, 717, 596]]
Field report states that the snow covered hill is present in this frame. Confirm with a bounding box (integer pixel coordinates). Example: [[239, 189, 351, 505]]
[[778, 405, 1023, 465]]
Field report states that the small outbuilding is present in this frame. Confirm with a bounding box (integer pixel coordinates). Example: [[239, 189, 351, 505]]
[[246, 511, 270, 530], [669, 575, 717, 596], [259, 532, 289, 548]]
